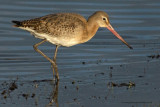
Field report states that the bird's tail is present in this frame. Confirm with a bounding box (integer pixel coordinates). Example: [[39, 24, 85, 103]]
[[12, 20, 22, 27]]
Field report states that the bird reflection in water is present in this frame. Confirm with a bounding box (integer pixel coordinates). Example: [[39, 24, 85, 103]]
[[46, 80, 59, 107]]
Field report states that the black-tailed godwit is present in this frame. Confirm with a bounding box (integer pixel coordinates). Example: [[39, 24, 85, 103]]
[[12, 11, 133, 80]]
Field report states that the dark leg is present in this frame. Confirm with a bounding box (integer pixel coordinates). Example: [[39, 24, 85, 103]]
[[33, 39, 59, 80], [53, 45, 60, 63]]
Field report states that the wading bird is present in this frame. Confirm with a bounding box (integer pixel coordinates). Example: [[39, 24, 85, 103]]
[[12, 11, 133, 80]]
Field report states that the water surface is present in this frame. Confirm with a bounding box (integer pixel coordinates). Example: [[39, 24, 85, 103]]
[[0, 0, 160, 107]]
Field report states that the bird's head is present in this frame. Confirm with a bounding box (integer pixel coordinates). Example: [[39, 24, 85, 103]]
[[92, 11, 133, 49]]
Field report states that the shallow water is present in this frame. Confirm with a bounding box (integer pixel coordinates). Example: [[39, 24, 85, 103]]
[[0, 0, 160, 107]]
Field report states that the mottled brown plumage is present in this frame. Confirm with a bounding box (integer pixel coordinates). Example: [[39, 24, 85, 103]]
[[13, 13, 89, 47], [12, 11, 132, 80]]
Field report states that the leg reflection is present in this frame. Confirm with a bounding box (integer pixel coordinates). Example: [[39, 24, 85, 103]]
[[46, 80, 59, 107]]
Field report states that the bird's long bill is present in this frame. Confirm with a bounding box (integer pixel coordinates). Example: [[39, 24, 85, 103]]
[[106, 24, 133, 49]]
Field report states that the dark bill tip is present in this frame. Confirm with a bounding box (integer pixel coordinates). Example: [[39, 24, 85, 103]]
[[129, 46, 133, 50]]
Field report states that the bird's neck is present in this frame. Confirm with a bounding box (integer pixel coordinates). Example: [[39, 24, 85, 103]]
[[86, 18, 99, 41]]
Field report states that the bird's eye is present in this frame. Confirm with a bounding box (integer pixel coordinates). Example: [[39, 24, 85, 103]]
[[103, 18, 106, 21]]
